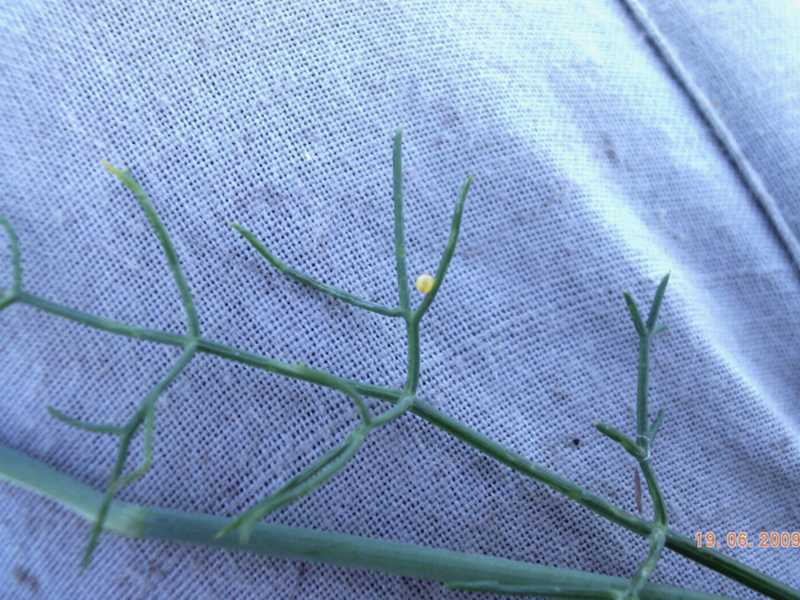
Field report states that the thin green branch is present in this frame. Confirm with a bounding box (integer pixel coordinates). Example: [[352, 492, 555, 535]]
[[215, 438, 350, 542], [594, 422, 645, 461], [635, 336, 650, 449], [217, 426, 367, 543], [403, 176, 472, 393], [370, 392, 414, 427], [216, 363, 383, 542], [598, 439, 667, 600], [624, 288, 652, 450], [648, 409, 665, 443], [17, 291, 186, 344], [0, 444, 731, 600], [404, 319, 421, 393], [232, 224, 403, 318], [102, 162, 200, 336], [0, 295, 16, 311], [392, 130, 411, 313], [625, 274, 670, 452], [116, 406, 157, 489], [81, 344, 196, 567], [646, 274, 670, 332], [247, 430, 363, 524], [82, 424, 135, 567], [291, 363, 373, 426], [0, 215, 22, 297], [627, 462, 667, 600], [47, 406, 127, 436], [623, 293, 646, 337], [390, 130, 420, 393], [411, 397, 795, 600], [413, 176, 473, 322], [12, 291, 389, 398]]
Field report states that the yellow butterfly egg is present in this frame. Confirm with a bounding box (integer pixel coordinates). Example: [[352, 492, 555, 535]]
[[415, 273, 435, 294]]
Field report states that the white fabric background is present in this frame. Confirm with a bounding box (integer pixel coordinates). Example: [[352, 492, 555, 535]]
[[1, 1, 798, 598]]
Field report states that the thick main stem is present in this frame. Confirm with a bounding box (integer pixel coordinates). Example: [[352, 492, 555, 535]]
[[0, 445, 731, 600], [8, 291, 798, 599]]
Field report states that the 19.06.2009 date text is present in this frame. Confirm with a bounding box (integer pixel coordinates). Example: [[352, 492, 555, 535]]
[[695, 531, 800, 550]]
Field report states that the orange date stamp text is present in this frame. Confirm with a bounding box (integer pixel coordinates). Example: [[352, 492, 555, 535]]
[[695, 531, 800, 550]]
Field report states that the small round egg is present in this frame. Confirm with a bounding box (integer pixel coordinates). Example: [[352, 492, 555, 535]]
[[415, 273, 435, 294]]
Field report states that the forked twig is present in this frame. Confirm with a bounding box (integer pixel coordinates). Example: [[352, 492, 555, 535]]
[[41, 163, 200, 566], [215, 131, 472, 540], [595, 275, 670, 599]]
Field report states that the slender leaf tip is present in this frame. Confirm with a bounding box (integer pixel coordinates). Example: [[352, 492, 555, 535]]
[[101, 159, 123, 177], [623, 292, 645, 337], [47, 405, 125, 436], [458, 176, 474, 208], [81, 535, 100, 569], [646, 273, 671, 331], [231, 223, 255, 244], [649, 408, 665, 441]]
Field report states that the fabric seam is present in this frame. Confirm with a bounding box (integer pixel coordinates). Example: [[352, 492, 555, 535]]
[[617, 0, 800, 276]]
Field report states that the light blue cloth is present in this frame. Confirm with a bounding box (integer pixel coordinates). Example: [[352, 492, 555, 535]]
[[1, 1, 798, 597]]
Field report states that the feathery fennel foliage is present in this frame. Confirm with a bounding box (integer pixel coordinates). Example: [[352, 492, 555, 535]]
[[0, 133, 797, 599]]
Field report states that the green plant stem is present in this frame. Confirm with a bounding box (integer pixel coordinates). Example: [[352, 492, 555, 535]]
[[215, 428, 366, 543], [0, 444, 732, 600], [619, 281, 670, 598], [0, 215, 22, 294], [0, 294, 15, 311], [392, 130, 411, 314], [629, 460, 667, 599], [404, 318, 421, 392], [595, 422, 646, 460], [596, 417, 668, 596], [15, 165, 204, 567], [636, 339, 650, 449], [101, 162, 200, 336], [7, 289, 798, 599], [47, 406, 127, 436], [80, 344, 196, 566], [402, 175, 473, 394], [413, 176, 473, 320], [231, 224, 403, 318], [391, 130, 419, 396]]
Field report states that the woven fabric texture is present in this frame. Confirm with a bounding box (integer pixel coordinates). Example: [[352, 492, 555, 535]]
[[1, 1, 798, 598]]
